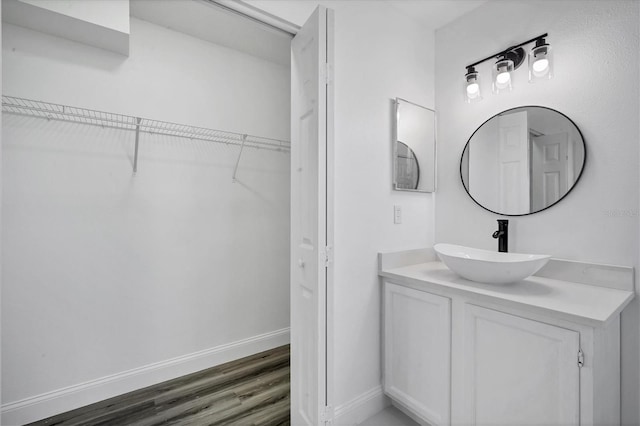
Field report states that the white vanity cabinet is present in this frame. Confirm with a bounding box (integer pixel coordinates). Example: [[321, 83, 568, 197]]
[[379, 253, 634, 426], [383, 283, 451, 425], [460, 304, 581, 425]]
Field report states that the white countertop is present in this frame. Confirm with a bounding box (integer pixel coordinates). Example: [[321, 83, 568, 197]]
[[380, 261, 634, 327]]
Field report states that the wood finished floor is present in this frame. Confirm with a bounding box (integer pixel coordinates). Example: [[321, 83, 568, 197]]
[[27, 345, 290, 426]]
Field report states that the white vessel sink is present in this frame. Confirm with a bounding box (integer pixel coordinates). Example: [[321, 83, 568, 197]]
[[434, 243, 551, 285]]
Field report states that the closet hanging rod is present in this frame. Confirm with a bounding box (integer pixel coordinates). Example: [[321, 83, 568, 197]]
[[1, 95, 290, 153]]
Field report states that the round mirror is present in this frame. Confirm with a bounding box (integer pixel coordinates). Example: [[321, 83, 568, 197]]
[[461, 106, 586, 216], [396, 141, 420, 190]]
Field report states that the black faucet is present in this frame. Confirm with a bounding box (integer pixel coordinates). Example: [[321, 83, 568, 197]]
[[492, 219, 509, 252]]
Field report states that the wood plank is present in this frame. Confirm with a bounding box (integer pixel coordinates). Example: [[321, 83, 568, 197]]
[[167, 381, 290, 425], [153, 350, 289, 405], [128, 365, 290, 426], [27, 345, 290, 426], [227, 394, 291, 426]]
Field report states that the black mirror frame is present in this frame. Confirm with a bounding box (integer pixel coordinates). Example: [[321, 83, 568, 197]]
[[460, 105, 587, 216]]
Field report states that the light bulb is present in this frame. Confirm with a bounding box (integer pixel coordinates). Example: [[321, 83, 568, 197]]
[[529, 38, 553, 82], [463, 67, 482, 103], [466, 82, 480, 97], [492, 58, 514, 93], [496, 71, 511, 86], [533, 58, 549, 73]]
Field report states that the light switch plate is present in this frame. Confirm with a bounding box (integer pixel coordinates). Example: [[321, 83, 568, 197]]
[[394, 205, 402, 224]]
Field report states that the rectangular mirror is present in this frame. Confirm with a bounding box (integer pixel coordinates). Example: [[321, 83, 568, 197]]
[[393, 98, 436, 192]]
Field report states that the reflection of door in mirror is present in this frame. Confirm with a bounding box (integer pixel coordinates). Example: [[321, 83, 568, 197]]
[[468, 116, 499, 206], [498, 111, 529, 214], [396, 141, 420, 190], [530, 133, 568, 211], [468, 111, 529, 215]]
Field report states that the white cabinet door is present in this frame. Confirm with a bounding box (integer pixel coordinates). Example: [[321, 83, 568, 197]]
[[384, 283, 451, 425], [462, 304, 580, 425]]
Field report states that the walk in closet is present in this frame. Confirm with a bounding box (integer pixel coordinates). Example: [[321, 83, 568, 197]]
[[1, 1, 292, 423]]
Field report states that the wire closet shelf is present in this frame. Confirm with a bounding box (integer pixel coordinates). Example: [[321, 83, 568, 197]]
[[2, 95, 291, 173]]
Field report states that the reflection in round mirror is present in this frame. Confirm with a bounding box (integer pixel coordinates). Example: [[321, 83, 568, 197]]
[[396, 141, 420, 190], [460, 106, 586, 216]]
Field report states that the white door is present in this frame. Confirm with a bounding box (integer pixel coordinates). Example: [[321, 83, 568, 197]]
[[498, 111, 529, 214], [384, 283, 451, 425], [291, 6, 334, 426], [531, 133, 569, 211], [462, 305, 580, 425]]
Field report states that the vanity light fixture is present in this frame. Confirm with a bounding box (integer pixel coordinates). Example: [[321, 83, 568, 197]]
[[464, 33, 551, 101], [464, 66, 482, 103], [529, 36, 553, 82]]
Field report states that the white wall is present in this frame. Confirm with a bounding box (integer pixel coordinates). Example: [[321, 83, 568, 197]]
[[17, 0, 129, 33], [3, 0, 130, 55], [248, 0, 436, 419], [329, 3, 434, 412], [2, 13, 290, 423], [435, 1, 640, 423]]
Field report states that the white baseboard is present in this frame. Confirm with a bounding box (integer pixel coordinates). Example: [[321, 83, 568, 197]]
[[333, 385, 390, 425], [1, 328, 290, 426], [391, 400, 430, 426]]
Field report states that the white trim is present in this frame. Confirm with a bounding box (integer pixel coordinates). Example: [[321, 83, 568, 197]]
[[206, 0, 300, 35], [391, 400, 432, 426], [1, 328, 290, 426], [333, 385, 389, 426], [325, 6, 336, 422]]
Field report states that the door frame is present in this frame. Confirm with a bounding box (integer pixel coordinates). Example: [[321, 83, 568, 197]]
[[323, 7, 335, 422]]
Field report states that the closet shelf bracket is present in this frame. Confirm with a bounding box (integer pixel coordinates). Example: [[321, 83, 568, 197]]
[[133, 117, 142, 173], [232, 134, 247, 183]]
